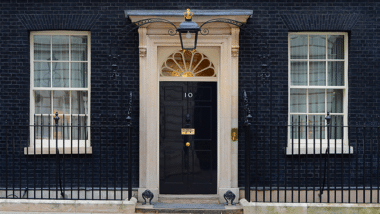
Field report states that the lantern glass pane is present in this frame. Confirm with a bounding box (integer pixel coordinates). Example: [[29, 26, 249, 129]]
[[180, 32, 196, 50]]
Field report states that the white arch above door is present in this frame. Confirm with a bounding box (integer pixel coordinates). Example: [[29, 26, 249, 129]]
[[158, 46, 219, 81]]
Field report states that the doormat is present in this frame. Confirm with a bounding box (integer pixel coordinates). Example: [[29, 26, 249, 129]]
[[153, 203, 225, 209]]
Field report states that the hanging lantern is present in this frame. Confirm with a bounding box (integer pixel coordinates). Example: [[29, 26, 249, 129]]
[[177, 9, 201, 51]]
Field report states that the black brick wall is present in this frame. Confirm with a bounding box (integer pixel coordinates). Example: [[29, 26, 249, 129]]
[[1, 0, 380, 193]]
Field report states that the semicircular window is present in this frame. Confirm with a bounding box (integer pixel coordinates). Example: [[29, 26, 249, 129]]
[[160, 50, 216, 77]]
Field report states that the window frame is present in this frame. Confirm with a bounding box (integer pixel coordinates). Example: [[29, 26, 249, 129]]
[[27, 31, 91, 155], [287, 32, 351, 155]]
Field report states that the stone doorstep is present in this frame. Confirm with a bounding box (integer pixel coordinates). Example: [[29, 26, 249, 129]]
[[240, 199, 380, 214], [0, 198, 137, 213], [158, 194, 220, 204], [136, 195, 242, 214], [135, 203, 243, 214]]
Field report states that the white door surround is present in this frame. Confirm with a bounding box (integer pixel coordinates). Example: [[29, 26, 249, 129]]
[[125, 10, 252, 203]]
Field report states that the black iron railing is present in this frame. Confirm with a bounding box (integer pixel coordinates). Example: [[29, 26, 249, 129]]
[[0, 113, 134, 200], [243, 114, 380, 203]]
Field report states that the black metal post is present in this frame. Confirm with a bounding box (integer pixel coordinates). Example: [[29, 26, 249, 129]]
[[70, 115, 73, 199], [243, 90, 252, 202], [113, 115, 117, 200], [348, 125, 351, 203], [54, 112, 59, 199], [320, 112, 331, 201], [48, 116, 51, 199], [18, 126, 22, 199], [33, 115, 36, 199], [313, 116, 316, 203], [77, 115, 81, 199], [91, 116, 95, 200], [5, 117, 8, 198], [363, 125, 366, 203], [85, 116, 88, 200], [377, 125, 380, 203], [326, 113, 331, 203], [11, 116, 15, 198], [62, 115, 65, 199], [40, 116, 43, 198], [370, 126, 373, 203], [355, 126, 358, 203]]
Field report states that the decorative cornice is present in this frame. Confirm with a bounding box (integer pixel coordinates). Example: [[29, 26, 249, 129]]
[[17, 14, 101, 30], [280, 13, 361, 31], [281, 13, 361, 31]]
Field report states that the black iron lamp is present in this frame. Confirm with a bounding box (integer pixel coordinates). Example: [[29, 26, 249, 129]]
[[177, 9, 201, 50]]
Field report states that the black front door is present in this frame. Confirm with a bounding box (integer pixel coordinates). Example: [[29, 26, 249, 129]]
[[159, 82, 217, 194]]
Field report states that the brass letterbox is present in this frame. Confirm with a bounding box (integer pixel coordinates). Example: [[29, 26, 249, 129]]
[[181, 128, 195, 135]]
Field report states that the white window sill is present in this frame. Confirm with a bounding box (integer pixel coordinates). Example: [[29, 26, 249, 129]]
[[286, 144, 353, 155], [25, 139, 91, 155], [24, 146, 92, 155]]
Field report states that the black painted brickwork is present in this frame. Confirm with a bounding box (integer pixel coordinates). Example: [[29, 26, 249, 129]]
[[1, 0, 380, 192]]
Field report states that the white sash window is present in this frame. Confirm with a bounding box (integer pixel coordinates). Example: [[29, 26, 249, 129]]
[[287, 32, 352, 155], [28, 31, 91, 154]]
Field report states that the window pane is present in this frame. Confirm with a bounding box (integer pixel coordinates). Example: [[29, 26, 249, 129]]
[[328, 61, 344, 86], [309, 35, 326, 59], [72, 91, 88, 114], [290, 89, 306, 113], [328, 35, 344, 59], [71, 63, 88, 88], [327, 89, 343, 113], [72, 116, 88, 140], [52, 62, 69, 87], [290, 115, 307, 139], [35, 115, 51, 140], [35, 90, 51, 114], [71, 36, 88, 61], [309, 89, 325, 113], [309, 62, 326, 86], [180, 32, 197, 50], [307, 115, 325, 139], [34, 62, 51, 87], [291, 61, 307, 85], [330, 115, 343, 140], [52, 35, 69, 61], [34, 35, 51, 61], [53, 91, 70, 115], [290, 35, 307, 59]]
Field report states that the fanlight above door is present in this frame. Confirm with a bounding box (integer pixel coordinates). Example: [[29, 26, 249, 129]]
[[160, 50, 216, 77]]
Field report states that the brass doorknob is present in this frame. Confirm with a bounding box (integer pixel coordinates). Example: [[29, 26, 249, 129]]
[[186, 142, 190, 147]]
